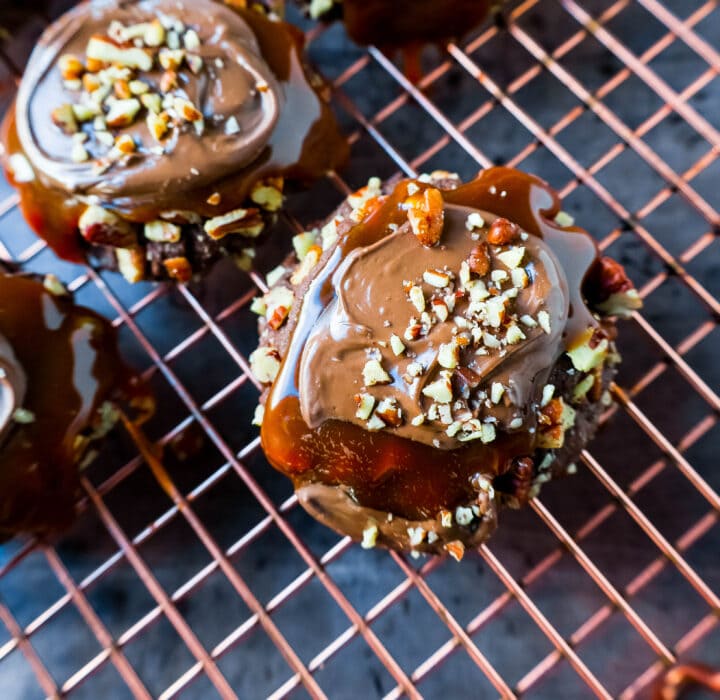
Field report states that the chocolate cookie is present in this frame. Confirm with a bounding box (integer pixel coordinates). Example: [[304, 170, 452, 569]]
[[2, 0, 347, 282], [250, 166, 641, 558]]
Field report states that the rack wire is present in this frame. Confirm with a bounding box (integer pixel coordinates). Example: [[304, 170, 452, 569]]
[[0, 0, 718, 697]]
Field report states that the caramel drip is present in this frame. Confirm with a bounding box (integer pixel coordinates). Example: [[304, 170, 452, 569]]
[[0, 274, 150, 538]]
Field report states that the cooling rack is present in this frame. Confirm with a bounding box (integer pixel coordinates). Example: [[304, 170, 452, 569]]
[[0, 0, 718, 698]]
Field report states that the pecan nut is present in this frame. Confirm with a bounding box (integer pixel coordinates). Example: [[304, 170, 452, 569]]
[[78, 205, 136, 247], [467, 242, 491, 276], [405, 186, 444, 247], [487, 217, 519, 245], [163, 256, 193, 283], [588, 256, 633, 300]]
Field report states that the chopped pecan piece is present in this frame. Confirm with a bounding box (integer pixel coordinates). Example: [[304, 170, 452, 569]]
[[159, 48, 185, 71], [510, 457, 534, 506], [163, 256, 193, 283], [487, 217, 520, 245], [144, 19, 166, 47], [113, 79, 131, 99], [79, 205, 136, 247], [58, 54, 84, 80], [354, 393, 376, 421], [267, 303, 290, 330], [444, 540, 465, 561], [589, 256, 633, 298], [114, 134, 136, 155], [86, 36, 153, 71], [7, 154, 34, 183], [290, 245, 321, 285], [204, 208, 264, 239], [81, 73, 101, 93], [405, 186, 444, 247], [467, 242, 490, 276], [173, 97, 202, 123], [51, 104, 78, 135], [250, 177, 284, 212], [160, 70, 178, 93], [116, 247, 145, 283], [587, 257, 642, 318], [421, 370, 453, 404], [375, 398, 403, 427], [144, 220, 181, 243], [536, 397, 576, 449], [566, 327, 609, 372], [140, 93, 162, 114], [362, 359, 391, 386], [147, 111, 171, 142], [249, 346, 282, 384], [106, 98, 141, 128]]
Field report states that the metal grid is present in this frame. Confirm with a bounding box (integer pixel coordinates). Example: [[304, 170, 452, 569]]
[[0, 0, 718, 697]]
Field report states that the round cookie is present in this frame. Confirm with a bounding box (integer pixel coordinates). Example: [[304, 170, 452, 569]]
[[250, 166, 640, 558], [2, 0, 346, 282]]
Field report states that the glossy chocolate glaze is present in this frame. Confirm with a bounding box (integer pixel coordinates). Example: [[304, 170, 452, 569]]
[[299, 204, 569, 448], [2, 0, 347, 262], [0, 274, 151, 538], [261, 167, 604, 527]]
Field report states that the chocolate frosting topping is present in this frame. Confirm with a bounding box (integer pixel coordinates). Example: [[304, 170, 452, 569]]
[[298, 205, 569, 448], [16, 0, 282, 202]]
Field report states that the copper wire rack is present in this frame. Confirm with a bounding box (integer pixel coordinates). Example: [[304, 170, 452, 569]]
[[0, 0, 719, 698]]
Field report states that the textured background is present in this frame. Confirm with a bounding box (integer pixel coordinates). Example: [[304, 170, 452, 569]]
[[0, 0, 718, 698]]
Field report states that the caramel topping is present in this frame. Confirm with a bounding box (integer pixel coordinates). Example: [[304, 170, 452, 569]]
[[0, 274, 150, 538], [654, 663, 720, 700], [297, 481, 498, 554]]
